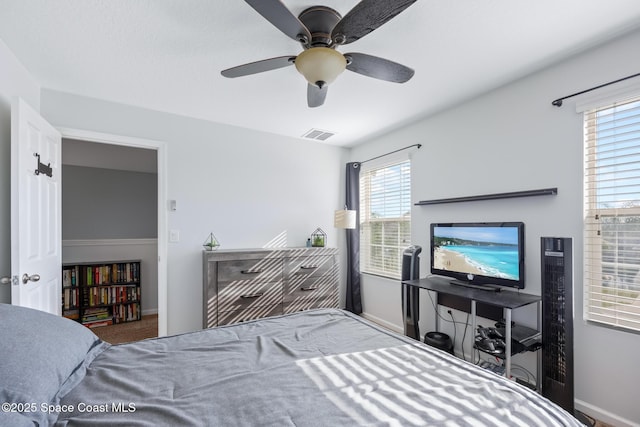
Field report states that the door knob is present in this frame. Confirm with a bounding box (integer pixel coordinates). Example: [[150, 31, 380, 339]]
[[22, 274, 41, 284], [1, 276, 11, 285]]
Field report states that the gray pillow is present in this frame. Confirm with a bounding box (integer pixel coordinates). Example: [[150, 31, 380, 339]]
[[0, 304, 108, 425]]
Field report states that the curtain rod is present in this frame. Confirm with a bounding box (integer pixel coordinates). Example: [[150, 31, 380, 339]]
[[551, 71, 640, 107], [359, 143, 422, 164]]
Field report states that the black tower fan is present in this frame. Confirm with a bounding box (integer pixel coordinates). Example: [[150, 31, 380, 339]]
[[401, 245, 422, 340], [541, 237, 574, 413]]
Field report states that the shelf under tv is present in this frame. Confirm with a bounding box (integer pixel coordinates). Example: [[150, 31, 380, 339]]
[[475, 324, 542, 359]]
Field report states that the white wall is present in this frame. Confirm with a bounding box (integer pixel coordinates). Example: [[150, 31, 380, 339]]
[[350, 29, 640, 426], [0, 39, 40, 304], [40, 90, 347, 334]]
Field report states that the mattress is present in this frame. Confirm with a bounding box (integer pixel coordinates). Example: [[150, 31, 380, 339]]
[[51, 308, 581, 426]]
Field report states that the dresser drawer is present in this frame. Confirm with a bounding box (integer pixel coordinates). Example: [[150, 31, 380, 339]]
[[217, 258, 283, 285], [283, 294, 339, 314], [283, 272, 338, 305], [284, 255, 335, 279], [218, 303, 284, 326], [284, 271, 337, 300], [218, 280, 283, 313]]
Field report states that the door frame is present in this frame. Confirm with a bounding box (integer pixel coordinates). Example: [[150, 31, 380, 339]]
[[57, 127, 168, 336]]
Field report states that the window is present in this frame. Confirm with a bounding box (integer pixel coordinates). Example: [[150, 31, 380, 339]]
[[584, 95, 640, 332], [360, 159, 411, 279]]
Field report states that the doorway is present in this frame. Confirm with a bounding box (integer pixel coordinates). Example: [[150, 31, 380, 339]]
[[59, 128, 168, 337]]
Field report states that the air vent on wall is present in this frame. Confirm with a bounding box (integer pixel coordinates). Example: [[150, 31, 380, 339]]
[[302, 128, 335, 141]]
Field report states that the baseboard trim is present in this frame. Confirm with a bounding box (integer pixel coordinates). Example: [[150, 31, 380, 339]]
[[575, 399, 639, 427], [142, 308, 158, 316], [360, 312, 404, 335]]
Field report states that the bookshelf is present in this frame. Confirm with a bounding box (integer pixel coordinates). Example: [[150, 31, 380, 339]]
[[62, 260, 141, 328]]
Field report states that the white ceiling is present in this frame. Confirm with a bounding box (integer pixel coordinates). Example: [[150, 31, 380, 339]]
[[2, 1, 640, 147]]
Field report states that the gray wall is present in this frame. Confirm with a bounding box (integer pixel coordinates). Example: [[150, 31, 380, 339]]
[[350, 28, 640, 426], [62, 165, 158, 239]]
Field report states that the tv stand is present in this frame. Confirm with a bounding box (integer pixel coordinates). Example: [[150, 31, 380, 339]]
[[449, 280, 502, 292], [402, 275, 541, 388]]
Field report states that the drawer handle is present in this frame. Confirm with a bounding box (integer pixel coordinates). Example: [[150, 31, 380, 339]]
[[300, 265, 319, 270], [240, 292, 264, 299], [300, 286, 318, 292], [241, 269, 263, 274]]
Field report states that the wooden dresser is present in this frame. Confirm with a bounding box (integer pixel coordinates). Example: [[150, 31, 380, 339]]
[[203, 247, 339, 328]]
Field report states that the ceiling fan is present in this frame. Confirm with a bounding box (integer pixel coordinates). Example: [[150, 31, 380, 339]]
[[221, 0, 417, 107]]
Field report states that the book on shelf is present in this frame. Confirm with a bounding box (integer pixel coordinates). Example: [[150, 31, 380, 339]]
[[63, 287, 79, 310], [63, 266, 80, 287], [114, 302, 140, 323], [82, 307, 109, 320], [84, 319, 113, 329], [62, 309, 79, 320], [82, 313, 110, 322], [82, 308, 109, 315], [84, 285, 140, 306]]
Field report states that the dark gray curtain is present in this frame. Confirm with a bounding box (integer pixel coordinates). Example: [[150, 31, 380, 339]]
[[345, 162, 362, 314]]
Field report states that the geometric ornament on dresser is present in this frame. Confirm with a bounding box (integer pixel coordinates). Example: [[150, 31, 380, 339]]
[[203, 247, 339, 328], [62, 260, 141, 328]]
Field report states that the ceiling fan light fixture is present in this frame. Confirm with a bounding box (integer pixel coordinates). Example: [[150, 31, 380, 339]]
[[295, 47, 346, 87]]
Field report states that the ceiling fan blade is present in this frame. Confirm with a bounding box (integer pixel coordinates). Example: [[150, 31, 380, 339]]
[[221, 56, 296, 78], [345, 52, 414, 83], [331, 0, 417, 45], [245, 0, 311, 43], [307, 83, 327, 108]]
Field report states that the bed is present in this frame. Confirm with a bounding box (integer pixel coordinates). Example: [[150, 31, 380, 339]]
[[0, 303, 582, 426]]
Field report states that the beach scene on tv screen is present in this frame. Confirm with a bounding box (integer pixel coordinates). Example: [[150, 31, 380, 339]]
[[433, 226, 520, 280]]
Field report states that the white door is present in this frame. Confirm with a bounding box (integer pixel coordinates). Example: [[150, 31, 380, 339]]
[[11, 98, 62, 314]]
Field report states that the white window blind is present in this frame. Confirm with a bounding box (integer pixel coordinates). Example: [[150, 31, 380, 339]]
[[584, 95, 640, 332], [360, 159, 411, 279]]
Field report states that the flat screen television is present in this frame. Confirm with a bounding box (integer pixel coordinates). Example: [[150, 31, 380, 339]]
[[430, 222, 525, 290]]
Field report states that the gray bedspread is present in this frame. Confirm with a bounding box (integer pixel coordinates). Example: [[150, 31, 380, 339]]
[[55, 308, 581, 426]]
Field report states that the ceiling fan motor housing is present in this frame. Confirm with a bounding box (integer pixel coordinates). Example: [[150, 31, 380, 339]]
[[298, 6, 342, 47]]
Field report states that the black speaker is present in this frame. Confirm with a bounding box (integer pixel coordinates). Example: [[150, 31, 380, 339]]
[[541, 237, 574, 414], [401, 245, 421, 340]]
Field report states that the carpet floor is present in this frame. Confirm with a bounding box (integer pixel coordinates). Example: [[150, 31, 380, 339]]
[[91, 313, 158, 344]]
